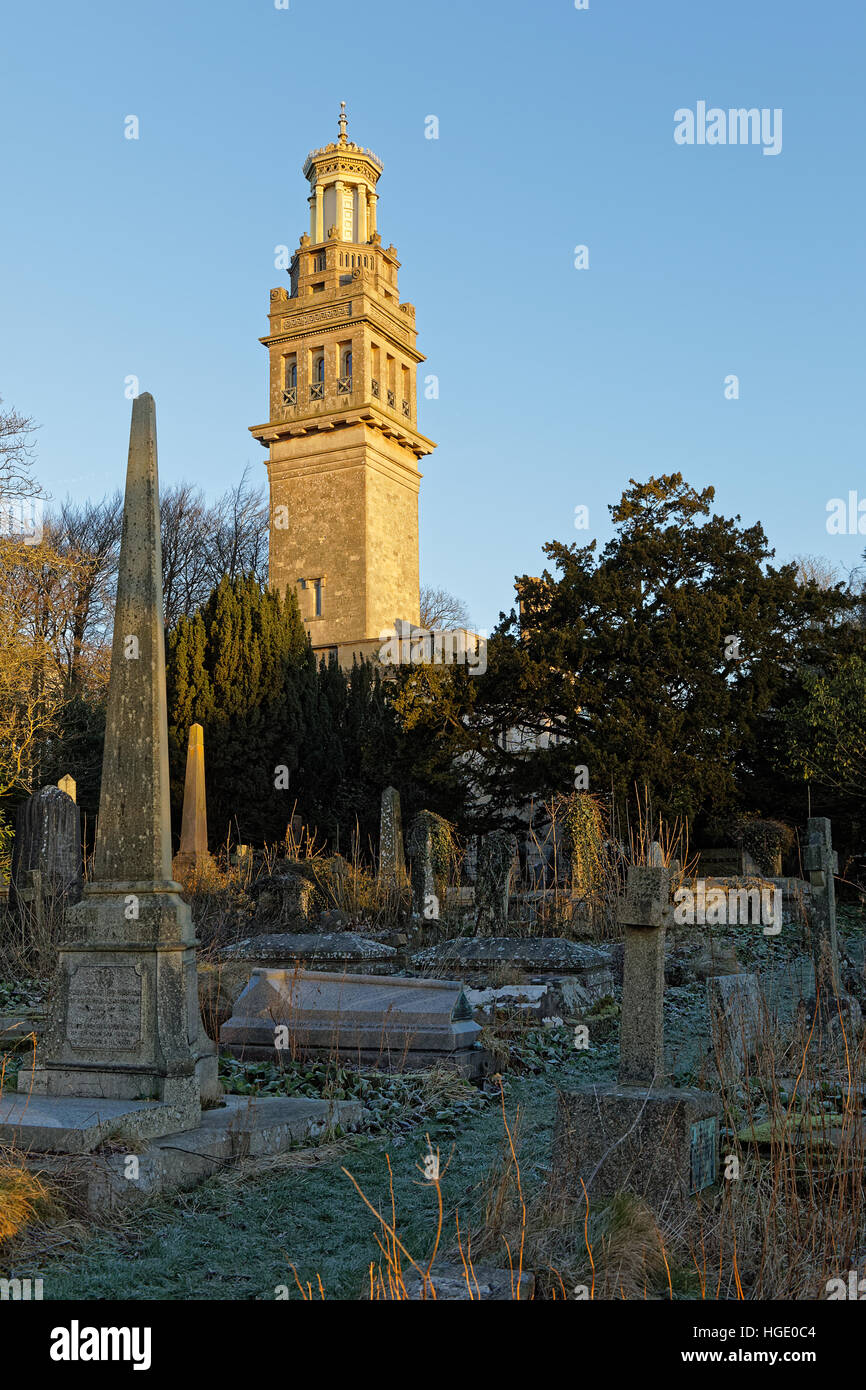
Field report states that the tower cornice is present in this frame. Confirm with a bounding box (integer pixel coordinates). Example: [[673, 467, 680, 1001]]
[[249, 408, 435, 461]]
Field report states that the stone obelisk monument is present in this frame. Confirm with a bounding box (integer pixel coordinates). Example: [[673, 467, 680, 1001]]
[[26, 394, 219, 1122], [172, 723, 214, 877]]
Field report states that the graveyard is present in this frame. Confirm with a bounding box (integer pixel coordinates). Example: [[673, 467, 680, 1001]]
[[0, 392, 864, 1303], [1, 2, 865, 1336]]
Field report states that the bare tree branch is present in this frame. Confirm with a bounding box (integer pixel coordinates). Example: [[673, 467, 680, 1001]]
[[419, 584, 472, 630]]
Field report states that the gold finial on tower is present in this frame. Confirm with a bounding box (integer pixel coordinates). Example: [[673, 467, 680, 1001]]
[[338, 100, 348, 144]]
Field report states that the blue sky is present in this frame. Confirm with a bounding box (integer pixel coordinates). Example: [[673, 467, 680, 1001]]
[[2, 0, 863, 630]]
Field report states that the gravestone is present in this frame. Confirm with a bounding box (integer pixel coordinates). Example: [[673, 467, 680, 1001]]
[[250, 865, 316, 927], [9, 784, 82, 913], [407, 810, 453, 920], [19, 394, 219, 1133], [707, 973, 762, 1073], [549, 866, 721, 1210], [475, 831, 517, 935], [804, 817, 840, 1007], [220, 968, 487, 1076], [172, 723, 214, 877], [57, 774, 76, 803], [379, 785, 407, 890]]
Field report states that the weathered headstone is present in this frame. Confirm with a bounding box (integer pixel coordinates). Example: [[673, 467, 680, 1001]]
[[21, 394, 219, 1132], [407, 810, 453, 920], [475, 831, 517, 935], [379, 785, 407, 890], [251, 864, 315, 926], [804, 817, 840, 1007], [707, 973, 762, 1074], [549, 866, 721, 1210], [9, 784, 82, 912], [57, 774, 76, 803], [220, 969, 487, 1076], [172, 723, 214, 877]]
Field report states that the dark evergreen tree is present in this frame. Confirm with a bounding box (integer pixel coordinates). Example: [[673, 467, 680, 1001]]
[[391, 475, 863, 832]]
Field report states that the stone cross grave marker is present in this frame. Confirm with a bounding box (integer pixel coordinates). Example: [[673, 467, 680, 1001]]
[[617, 864, 670, 1085], [548, 864, 722, 1210]]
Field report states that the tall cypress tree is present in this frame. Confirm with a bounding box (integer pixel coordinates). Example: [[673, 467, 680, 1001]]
[[167, 575, 311, 845]]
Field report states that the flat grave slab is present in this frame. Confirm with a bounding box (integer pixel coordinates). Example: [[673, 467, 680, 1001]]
[[0, 1093, 192, 1154], [411, 938, 613, 998], [220, 932, 396, 974]]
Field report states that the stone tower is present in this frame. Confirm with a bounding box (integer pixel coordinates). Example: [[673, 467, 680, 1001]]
[[250, 104, 435, 666]]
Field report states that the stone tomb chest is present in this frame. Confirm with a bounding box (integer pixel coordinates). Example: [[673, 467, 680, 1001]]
[[221, 969, 488, 1077]]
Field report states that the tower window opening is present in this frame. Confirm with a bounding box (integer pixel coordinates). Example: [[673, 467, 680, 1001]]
[[310, 350, 325, 399], [338, 344, 353, 395], [282, 354, 298, 406], [299, 577, 324, 619]]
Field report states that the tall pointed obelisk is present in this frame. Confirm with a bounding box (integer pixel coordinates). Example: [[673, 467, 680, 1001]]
[[172, 723, 214, 877], [27, 395, 220, 1121]]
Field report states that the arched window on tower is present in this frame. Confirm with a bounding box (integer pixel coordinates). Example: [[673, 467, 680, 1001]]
[[282, 354, 297, 406], [338, 345, 353, 395], [310, 350, 325, 399]]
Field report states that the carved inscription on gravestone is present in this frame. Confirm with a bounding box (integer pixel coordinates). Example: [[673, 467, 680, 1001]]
[[67, 966, 142, 1050]]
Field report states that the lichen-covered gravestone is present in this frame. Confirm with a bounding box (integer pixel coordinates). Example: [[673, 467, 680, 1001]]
[[379, 785, 407, 890], [549, 865, 721, 1211], [9, 784, 83, 913], [407, 810, 454, 920], [475, 831, 518, 935]]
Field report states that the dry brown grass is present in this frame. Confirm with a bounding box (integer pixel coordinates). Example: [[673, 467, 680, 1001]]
[[0, 1163, 56, 1244]]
